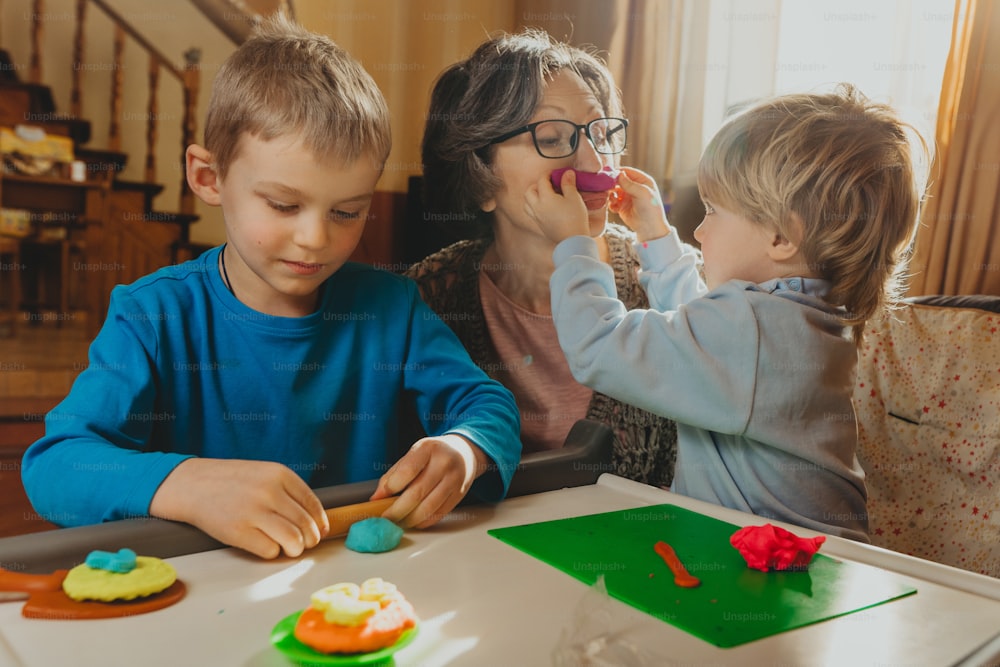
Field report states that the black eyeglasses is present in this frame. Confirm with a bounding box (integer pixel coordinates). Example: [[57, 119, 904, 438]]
[[488, 117, 628, 159]]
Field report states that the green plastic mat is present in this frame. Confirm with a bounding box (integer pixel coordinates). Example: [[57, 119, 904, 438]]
[[488, 504, 917, 647]]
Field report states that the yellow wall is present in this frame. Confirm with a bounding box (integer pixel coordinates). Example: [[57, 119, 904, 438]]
[[296, 0, 618, 199], [296, 0, 516, 196]]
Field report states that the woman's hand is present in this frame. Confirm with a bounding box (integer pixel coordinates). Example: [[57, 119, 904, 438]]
[[149, 458, 330, 559], [524, 169, 590, 243], [610, 167, 671, 242], [370, 434, 489, 529]]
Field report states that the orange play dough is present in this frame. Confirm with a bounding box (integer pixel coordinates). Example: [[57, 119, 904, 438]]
[[293, 598, 416, 654]]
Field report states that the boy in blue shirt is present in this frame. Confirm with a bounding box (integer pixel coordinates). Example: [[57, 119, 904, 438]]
[[23, 15, 521, 559], [525, 85, 925, 541]]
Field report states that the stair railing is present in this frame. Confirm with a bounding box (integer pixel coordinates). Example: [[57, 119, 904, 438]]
[[24, 0, 200, 215]]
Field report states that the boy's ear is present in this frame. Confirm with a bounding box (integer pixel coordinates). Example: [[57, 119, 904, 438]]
[[480, 197, 497, 213], [185, 144, 221, 206]]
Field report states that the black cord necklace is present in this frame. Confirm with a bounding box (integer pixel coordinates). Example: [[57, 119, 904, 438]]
[[219, 244, 235, 296]]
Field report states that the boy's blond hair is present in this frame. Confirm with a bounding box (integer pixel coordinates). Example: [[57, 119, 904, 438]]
[[203, 13, 391, 178], [698, 84, 926, 342]]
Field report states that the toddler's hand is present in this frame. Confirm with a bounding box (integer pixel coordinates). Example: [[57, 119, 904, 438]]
[[371, 434, 489, 529], [524, 169, 590, 243], [610, 167, 671, 242], [149, 458, 329, 559]]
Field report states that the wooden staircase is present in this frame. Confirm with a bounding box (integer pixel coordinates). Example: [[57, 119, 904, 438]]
[[0, 0, 222, 538], [0, 0, 305, 539], [0, 48, 198, 537], [0, 0, 211, 337], [1, 65, 198, 335]]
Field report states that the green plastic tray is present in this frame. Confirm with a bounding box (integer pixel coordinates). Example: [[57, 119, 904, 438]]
[[488, 504, 917, 647]]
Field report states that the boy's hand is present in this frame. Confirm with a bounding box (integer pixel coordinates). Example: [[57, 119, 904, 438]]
[[371, 434, 489, 529], [524, 169, 590, 243], [609, 167, 671, 242], [149, 458, 329, 559]]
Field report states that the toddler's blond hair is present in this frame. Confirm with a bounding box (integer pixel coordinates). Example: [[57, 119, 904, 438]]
[[698, 84, 926, 342]]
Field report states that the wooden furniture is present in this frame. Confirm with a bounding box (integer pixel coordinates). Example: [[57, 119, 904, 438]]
[[0, 171, 198, 337], [0, 476, 998, 665], [0, 0, 206, 336], [0, 171, 109, 332], [15, 0, 202, 217], [0, 236, 21, 336], [0, 398, 60, 538]]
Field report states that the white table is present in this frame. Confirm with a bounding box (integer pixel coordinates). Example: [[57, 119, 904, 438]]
[[1, 475, 999, 666]]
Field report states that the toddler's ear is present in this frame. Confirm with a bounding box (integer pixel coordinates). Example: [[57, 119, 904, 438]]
[[768, 232, 799, 261], [185, 144, 221, 206], [767, 212, 805, 262]]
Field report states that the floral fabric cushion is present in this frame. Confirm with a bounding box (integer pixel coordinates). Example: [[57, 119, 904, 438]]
[[854, 303, 1000, 577]]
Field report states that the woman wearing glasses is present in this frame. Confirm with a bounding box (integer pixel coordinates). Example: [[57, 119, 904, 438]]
[[404, 29, 677, 487]]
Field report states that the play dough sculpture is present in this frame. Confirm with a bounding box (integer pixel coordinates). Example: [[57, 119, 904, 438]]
[[550, 166, 619, 193], [730, 524, 826, 572], [62, 551, 177, 602], [292, 578, 417, 654], [345, 517, 404, 553]]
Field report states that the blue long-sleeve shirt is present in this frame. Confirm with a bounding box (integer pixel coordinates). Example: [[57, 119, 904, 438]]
[[23, 246, 522, 526], [550, 234, 868, 541]]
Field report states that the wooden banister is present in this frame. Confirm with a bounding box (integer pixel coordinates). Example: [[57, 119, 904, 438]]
[[180, 54, 200, 215], [186, 0, 294, 46], [19, 0, 289, 216], [145, 58, 159, 183], [107, 24, 124, 152], [87, 0, 187, 80], [28, 0, 200, 214], [69, 0, 85, 118], [29, 0, 42, 83]]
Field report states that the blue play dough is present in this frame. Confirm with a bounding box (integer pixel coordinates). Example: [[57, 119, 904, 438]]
[[344, 517, 404, 553], [85, 548, 137, 573]]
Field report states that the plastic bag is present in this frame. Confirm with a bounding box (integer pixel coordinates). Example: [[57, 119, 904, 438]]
[[551, 575, 661, 666]]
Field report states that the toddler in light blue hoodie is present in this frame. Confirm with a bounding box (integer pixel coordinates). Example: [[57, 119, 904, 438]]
[[524, 84, 926, 541]]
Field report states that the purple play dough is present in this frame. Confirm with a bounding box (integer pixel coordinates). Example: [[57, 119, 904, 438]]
[[550, 167, 619, 193]]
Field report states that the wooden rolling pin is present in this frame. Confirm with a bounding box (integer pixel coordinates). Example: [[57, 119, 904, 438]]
[[323, 497, 396, 540]]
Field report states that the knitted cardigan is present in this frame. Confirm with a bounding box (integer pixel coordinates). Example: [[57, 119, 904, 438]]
[[404, 223, 678, 487]]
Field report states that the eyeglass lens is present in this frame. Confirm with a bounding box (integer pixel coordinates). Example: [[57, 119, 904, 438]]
[[533, 119, 626, 158]]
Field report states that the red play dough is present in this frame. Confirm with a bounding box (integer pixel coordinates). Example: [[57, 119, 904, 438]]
[[293, 598, 416, 654], [730, 524, 826, 572]]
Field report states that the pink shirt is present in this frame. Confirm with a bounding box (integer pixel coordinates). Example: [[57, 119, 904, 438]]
[[478, 270, 592, 453]]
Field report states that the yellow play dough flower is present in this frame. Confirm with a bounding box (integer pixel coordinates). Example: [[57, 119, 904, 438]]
[[309, 578, 399, 626]]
